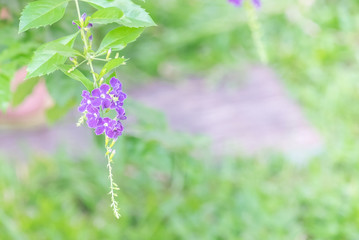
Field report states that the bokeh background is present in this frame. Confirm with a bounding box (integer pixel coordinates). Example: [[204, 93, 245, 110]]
[[2, 0, 359, 239]]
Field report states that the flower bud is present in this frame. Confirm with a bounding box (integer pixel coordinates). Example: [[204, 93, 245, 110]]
[[106, 48, 112, 60]]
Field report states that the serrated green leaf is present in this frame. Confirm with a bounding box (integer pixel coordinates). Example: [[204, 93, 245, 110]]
[[12, 77, 40, 107], [58, 64, 94, 91], [19, 0, 69, 33], [81, 0, 156, 27], [97, 26, 143, 53], [91, 7, 124, 25], [26, 32, 79, 79], [98, 57, 125, 79], [114, 0, 156, 28], [42, 43, 82, 57]]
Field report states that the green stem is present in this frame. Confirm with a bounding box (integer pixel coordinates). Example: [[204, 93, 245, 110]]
[[244, 1, 267, 63], [105, 136, 121, 219], [93, 58, 109, 62], [74, 0, 98, 87]]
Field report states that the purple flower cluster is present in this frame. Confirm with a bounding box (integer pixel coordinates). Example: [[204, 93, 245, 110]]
[[78, 77, 127, 139], [228, 0, 261, 8]]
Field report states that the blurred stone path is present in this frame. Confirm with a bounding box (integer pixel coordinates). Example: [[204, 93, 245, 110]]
[[0, 65, 323, 162], [129, 66, 323, 160]]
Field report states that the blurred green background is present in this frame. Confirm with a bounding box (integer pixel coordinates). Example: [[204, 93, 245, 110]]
[[2, 0, 359, 239]]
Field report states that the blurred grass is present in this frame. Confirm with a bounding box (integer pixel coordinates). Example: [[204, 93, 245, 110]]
[[2, 140, 359, 239], [2, 0, 359, 238]]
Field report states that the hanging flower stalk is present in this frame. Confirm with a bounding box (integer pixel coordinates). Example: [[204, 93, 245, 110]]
[[228, 0, 267, 63], [18, 0, 156, 218]]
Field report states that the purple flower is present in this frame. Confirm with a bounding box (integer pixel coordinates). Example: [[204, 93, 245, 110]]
[[86, 112, 100, 128], [228, 0, 261, 8], [78, 90, 101, 113], [78, 78, 127, 140], [110, 77, 122, 91], [89, 35, 93, 41], [95, 117, 114, 135], [109, 79, 127, 138], [228, 0, 241, 6], [116, 107, 127, 120], [92, 84, 112, 109], [110, 77, 127, 109], [93, 117, 124, 139], [252, 0, 261, 8], [107, 121, 124, 139]]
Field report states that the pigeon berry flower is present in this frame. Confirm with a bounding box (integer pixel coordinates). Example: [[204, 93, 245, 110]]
[[92, 84, 112, 109], [116, 106, 127, 120], [17, 0, 152, 218], [95, 117, 115, 135], [86, 112, 100, 128], [78, 90, 101, 113], [109, 77, 127, 116], [110, 77, 122, 90], [108, 121, 124, 139], [78, 78, 127, 140]]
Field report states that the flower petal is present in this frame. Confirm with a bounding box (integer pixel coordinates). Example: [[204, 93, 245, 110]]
[[110, 77, 121, 89], [102, 99, 111, 109], [228, 0, 241, 6], [118, 92, 127, 101], [252, 0, 261, 8], [92, 88, 101, 97], [87, 105, 99, 114], [95, 126, 105, 135], [87, 118, 98, 128], [100, 84, 110, 93], [91, 97, 102, 107], [106, 128, 115, 138], [78, 104, 87, 112], [81, 90, 90, 97]]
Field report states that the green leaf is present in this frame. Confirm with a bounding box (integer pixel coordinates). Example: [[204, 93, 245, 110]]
[[0, 42, 38, 63], [97, 26, 144, 53], [12, 77, 40, 107], [80, 0, 156, 27], [91, 7, 124, 25], [45, 71, 82, 107], [58, 65, 94, 91], [0, 63, 17, 112], [26, 32, 79, 79], [98, 57, 126, 79], [46, 99, 76, 124], [0, 73, 11, 112], [19, 0, 69, 33], [114, 0, 156, 28], [42, 43, 82, 57]]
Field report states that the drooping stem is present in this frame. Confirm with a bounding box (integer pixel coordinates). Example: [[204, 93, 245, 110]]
[[74, 0, 98, 87], [105, 136, 121, 219], [74, 0, 120, 219], [244, 1, 267, 63]]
